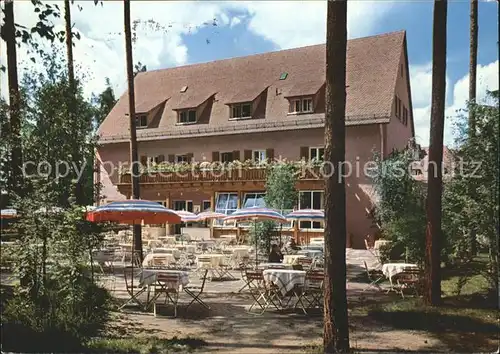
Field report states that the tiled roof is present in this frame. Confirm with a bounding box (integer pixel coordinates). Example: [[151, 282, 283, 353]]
[[226, 85, 269, 104], [99, 30, 405, 143]]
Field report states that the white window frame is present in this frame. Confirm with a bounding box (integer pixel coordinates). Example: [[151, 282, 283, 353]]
[[230, 102, 253, 119], [298, 190, 324, 230], [135, 114, 148, 128], [252, 150, 267, 163], [309, 147, 325, 161], [243, 192, 266, 208], [178, 109, 197, 124], [288, 97, 313, 114], [214, 192, 238, 227], [176, 154, 189, 163], [220, 151, 234, 163]]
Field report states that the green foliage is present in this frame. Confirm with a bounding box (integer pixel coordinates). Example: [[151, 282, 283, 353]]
[[442, 92, 499, 290], [264, 163, 298, 211], [248, 221, 277, 255], [371, 149, 427, 264], [92, 77, 117, 128], [1, 188, 110, 352], [19, 48, 99, 206]]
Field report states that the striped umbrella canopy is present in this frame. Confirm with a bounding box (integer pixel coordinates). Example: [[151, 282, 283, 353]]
[[174, 210, 199, 222], [223, 207, 287, 223], [196, 211, 226, 221], [286, 209, 324, 221], [86, 200, 181, 225], [0, 209, 17, 219]]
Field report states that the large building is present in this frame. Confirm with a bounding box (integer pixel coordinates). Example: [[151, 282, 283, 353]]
[[96, 30, 415, 248]]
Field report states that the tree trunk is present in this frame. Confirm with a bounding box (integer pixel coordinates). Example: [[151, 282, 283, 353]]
[[467, 0, 478, 256], [323, 1, 349, 352], [64, 0, 84, 205], [424, 0, 448, 306], [4, 0, 23, 197], [124, 0, 142, 261]]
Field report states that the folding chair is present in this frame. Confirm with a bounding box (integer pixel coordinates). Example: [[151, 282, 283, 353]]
[[297, 257, 314, 271], [245, 270, 267, 312], [120, 266, 147, 309], [362, 261, 384, 292], [148, 272, 181, 317], [196, 255, 216, 280], [217, 255, 236, 279], [184, 269, 210, 310], [295, 269, 324, 315], [394, 267, 422, 299]]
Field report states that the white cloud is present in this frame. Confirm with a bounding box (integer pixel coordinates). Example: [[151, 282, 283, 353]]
[[410, 60, 499, 147], [1, 0, 397, 102], [236, 1, 396, 49]]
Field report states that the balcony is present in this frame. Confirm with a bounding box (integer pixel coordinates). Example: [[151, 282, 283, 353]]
[[117, 162, 324, 192]]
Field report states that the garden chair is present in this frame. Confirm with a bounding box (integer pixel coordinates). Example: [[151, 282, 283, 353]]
[[245, 269, 267, 312], [295, 269, 324, 314], [394, 266, 423, 299], [184, 269, 210, 311], [149, 272, 181, 317], [120, 265, 147, 309], [362, 261, 384, 292], [297, 257, 314, 270]]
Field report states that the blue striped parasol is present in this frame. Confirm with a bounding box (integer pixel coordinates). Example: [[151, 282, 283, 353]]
[[285, 209, 324, 221], [86, 200, 181, 224]]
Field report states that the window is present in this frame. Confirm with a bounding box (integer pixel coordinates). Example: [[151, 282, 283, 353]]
[[202, 200, 211, 212], [173, 200, 193, 212], [147, 156, 162, 165], [215, 193, 238, 215], [220, 152, 234, 163], [176, 155, 189, 163], [398, 98, 402, 119], [252, 150, 267, 163], [135, 114, 148, 128], [180, 85, 188, 93], [279, 72, 288, 80], [309, 147, 324, 161], [231, 102, 252, 119], [243, 193, 266, 208], [178, 110, 196, 124], [298, 190, 324, 229], [289, 97, 313, 114]]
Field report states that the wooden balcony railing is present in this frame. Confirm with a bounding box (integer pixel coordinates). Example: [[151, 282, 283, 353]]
[[119, 166, 323, 184]]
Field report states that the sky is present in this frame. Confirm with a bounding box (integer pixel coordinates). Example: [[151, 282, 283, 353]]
[[0, 0, 498, 146]]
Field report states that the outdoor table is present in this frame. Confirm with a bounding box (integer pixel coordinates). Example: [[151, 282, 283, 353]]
[[283, 254, 307, 265], [374, 240, 391, 249], [258, 262, 293, 269], [196, 253, 225, 268], [382, 263, 418, 288], [263, 269, 306, 296], [140, 268, 189, 287], [173, 244, 196, 254], [152, 247, 181, 258], [309, 237, 324, 244], [298, 249, 323, 258], [142, 253, 176, 267], [229, 247, 250, 258], [162, 236, 177, 245]]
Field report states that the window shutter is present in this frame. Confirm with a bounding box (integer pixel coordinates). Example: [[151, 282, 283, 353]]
[[168, 154, 175, 163], [244, 150, 252, 161], [187, 153, 194, 162], [140, 156, 147, 165], [266, 148, 274, 161], [233, 150, 240, 161], [157, 155, 165, 163], [212, 151, 220, 162], [300, 147, 309, 160]]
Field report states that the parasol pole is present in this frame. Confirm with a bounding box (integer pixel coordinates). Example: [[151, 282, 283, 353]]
[[254, 218, 258, 267]]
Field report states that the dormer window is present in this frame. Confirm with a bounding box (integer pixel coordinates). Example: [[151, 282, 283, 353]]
[[230, 102, 252, 119], [289, 97, 313, 114], [178, 109, 196, 124], [135, 114, 148, 128]]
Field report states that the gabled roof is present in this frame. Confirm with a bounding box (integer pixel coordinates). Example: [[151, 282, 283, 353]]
[[99, 30, 406, 143]]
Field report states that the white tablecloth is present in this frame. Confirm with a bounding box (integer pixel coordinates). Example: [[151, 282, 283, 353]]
[[298, 249, 323, 258], [230, 247, 250, 258], [283, 254, 307, 265], [140, 269, 189, 288], [374, 240, 391, 250], [142, 253, 176, 267], [174, 244, 196, 254], [382, 263, 418, 280], [258, 263, 292, 269], [152, 247, 181, 258], [197, 253, 225, 267], [263, 269, 306, 296], [309, 237, 324, 244]]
